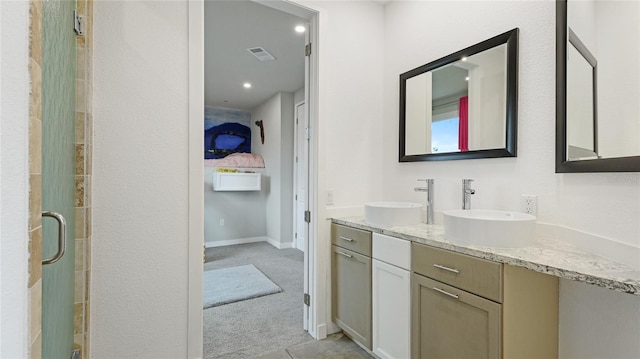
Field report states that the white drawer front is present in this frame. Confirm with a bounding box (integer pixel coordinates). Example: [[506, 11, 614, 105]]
[[372, 233, 411, 270]]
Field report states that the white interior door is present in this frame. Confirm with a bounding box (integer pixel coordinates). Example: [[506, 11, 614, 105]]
[[294, 102, 307, 252], [302, 15, 318, 336], [294, 99, 311, 331]]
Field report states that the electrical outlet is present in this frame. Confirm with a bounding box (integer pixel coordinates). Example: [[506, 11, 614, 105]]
[[219, 219, 225, 227], [327, 189, 334, 205], [520, 195, 537, 215]]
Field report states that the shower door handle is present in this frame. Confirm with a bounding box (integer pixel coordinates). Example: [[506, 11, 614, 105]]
[[42, 211, 67, 265]]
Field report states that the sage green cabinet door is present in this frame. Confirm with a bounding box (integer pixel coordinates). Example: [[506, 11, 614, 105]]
[[412, 274, 501, 359], [331, 245, 372, 349]]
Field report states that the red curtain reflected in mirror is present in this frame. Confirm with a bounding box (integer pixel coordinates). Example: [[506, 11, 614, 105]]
[[458, 96, 469, 152]]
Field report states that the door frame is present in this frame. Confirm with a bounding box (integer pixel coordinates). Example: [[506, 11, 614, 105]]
[[187, 1, 325, 357], [187, 1, 205, 357]]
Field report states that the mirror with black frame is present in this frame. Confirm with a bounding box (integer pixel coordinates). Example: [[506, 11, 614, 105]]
[[399, 28, 519, 162], [556, 0, 640, 172]]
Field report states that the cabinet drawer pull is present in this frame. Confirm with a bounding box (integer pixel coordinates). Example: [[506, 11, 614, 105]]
[[339, 236, 354, 242], [432, 287, 459, 299], [433, 263, 460, 274], [337, 251, 353, 258]]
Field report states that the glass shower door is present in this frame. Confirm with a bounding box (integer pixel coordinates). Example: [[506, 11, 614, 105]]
[[41, 0, 77, 357]]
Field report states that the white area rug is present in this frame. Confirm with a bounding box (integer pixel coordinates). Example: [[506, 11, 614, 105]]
[[203, 264, 282, 309]]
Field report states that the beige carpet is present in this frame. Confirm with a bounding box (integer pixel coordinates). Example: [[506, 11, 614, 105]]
[[203, 242, 313, 359]]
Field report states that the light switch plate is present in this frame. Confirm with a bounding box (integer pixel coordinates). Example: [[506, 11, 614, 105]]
[[327, 189, 334, 205]]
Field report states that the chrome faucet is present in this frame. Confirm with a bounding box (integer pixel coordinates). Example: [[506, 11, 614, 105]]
[[414, 179, 434, 224], [462, 179, 475, 210]]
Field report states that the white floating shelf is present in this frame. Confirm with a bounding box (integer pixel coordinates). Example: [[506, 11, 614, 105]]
[[213, 172, 261, 191]]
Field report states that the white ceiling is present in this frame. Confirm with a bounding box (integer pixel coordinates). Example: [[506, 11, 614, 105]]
[[204, 1, 308, 111], [432, 65, 468, 100]]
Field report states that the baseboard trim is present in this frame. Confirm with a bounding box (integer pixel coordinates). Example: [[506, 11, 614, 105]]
[[316, 323, 327, 340], [205, 236, 295, 250], [266, 237, 294, 249], [326, 321, 341, 336], [205, 236, 267, 248]]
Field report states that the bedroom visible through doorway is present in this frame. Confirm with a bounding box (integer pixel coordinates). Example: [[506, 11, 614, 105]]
[[200, 1, 316, 357]]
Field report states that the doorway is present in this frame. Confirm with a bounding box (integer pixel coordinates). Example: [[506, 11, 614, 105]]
[[197, 1, 317, 357], [188, 0, 322, 355]]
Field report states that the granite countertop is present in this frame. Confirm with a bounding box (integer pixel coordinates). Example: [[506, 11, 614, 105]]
[[331, 217, 640, 296]]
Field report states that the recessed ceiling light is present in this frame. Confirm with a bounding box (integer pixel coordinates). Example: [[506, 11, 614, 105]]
[[461, 56, 468, 61], [295, 25, 306, 33], [465, 76, 470, 81], [243, 82, 252, 89]]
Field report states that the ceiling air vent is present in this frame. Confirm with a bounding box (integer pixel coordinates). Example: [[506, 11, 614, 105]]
[[247, 47, 276, 62]]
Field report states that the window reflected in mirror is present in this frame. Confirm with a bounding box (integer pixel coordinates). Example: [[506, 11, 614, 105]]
[[432, 117, 460, 153]]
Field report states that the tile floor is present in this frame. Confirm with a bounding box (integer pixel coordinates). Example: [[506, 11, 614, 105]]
[[256, 333, 374, 359]]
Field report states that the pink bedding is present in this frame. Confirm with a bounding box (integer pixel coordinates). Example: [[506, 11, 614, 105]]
[[204, 153, 265, 168]]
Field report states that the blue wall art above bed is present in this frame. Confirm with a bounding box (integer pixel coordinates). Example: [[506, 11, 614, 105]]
[[204, 106, 251, 159]]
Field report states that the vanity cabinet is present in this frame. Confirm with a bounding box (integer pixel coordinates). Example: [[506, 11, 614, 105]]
[[412, 243, 559, 359], [331, 224, 372, 350]]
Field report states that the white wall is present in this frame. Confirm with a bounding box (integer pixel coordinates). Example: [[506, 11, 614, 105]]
[[467, 46, 507, 150], [204, 167, 266, 245], [567, 0, 598, 54], [405, 72, 432, 155], [594, 0, 640, 158], [0, 1, 30, 357], [383, 1, 640, 357], [251, 92, 295, 247], [293, 0, 385, 336], [559, 279, 640, 358], [566, 43, 595, 153], [294, 87, 304, 104], [279, 93, 295, 246], [568, 0, 640, 158], [295, 0, 385, 211], [92, 1, 190, 357], [566, 0, 597, 157]]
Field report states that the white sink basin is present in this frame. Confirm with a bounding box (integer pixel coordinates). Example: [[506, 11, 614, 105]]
[[364, 202, 423, 228], [443, 209, 536, 248]]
